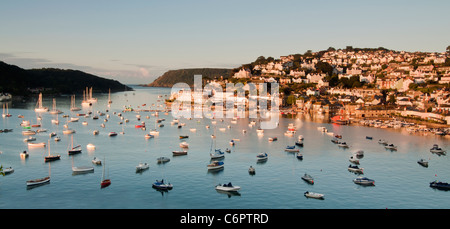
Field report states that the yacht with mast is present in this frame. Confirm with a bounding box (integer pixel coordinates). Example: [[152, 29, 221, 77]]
[[35, 93, 48, 112]]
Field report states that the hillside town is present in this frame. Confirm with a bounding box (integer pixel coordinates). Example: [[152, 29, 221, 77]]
[[224, 47, 450, 127]]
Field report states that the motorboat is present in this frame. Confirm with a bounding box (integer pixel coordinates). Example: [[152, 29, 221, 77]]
[[248, 166, 255, 175], [348, 165, 364, 174], [136, 162, 149, 172], [256, 152, 268, 161], [417, 159, 428, 167], [179, 142, 189, 148], [378, 139, 388, 145], [179, 135, 189, 139], [430, 144, 446, 154], [93, 130, 99, 135], [207, 161, 224, 170], [296, 153, 303, 160], [349, 155, 360, 164], [268, 137, 277, 142], [92, 157, 102, 165], [337, 142, 349, 148], [353, 177, 375, 186], [108, 132, 117, 137], [3, 167, 14, 175], [285, 145, 299, 152], [20, 151, 29, 159], [304, 191, 324, 199], [430, 181, 450, 190], [157, 157, 170, 163], [172, 150, 188, 156], [152, 179, 173, 190], [210, 149, 225, 159], [331, 138, 339, 144], [215, 182, 240, 192], [301, 173, 314, 184], [385, 144, 397, 150], [144, 134, 154, 139], [366, 136, 373, 140], [23, 136, 36, 142], [229, 140, 235, 146], [355, 150, 364, 157]]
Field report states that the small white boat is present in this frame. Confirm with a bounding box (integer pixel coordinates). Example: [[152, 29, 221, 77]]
[[63, 129, 76, 135], [92, 157, 102, 165], [54, 136, 61, 142], [304, 191, 324, 199], [3, 167, 14, 175], [28, 142, 46, 148], [26, 176, 50, 187], [215, 182, 240, 192], [72, 166, 94, 173], [23, 136, 36, 142], [180, 142, 189, 148], [22, 130, 36, 136], [385, 144, 397, 150], [378, 139, 388, 145], [136, 162, 149, 171], [337, 142, 349, 148], [87, 143, 96, 150]]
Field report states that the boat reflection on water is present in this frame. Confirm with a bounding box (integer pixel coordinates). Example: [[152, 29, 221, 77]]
[[215, 189, 241, 198]]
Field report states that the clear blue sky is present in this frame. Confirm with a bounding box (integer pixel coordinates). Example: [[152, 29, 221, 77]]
[[1, 0, 449, 84]]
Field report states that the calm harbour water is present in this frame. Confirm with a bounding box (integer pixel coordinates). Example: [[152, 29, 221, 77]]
[[0, 86, 449, 209]]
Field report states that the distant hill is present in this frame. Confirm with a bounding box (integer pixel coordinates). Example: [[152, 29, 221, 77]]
[[0, 61, 132, 96], [142, 68, 232, 88]]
